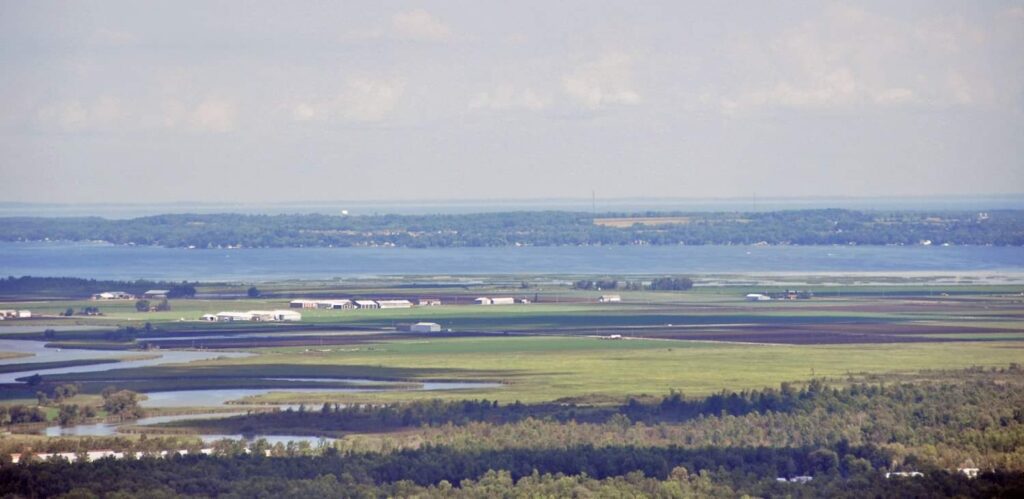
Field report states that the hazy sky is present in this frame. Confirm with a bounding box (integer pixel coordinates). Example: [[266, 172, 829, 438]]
[[1, 1, 1022, 204]]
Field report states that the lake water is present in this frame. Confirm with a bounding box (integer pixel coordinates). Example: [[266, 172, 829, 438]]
[[43, 412, 334, 446], [2, 242, 1022, 281], [0, 338, 250, 383]]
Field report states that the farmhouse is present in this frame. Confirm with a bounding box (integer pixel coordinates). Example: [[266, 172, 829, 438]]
[[317, 299, 354, 310], [599, 294, 622, 303], [216, 311, 254, 322], [355, 300, 379, 309], [0, 310, 31, 319], [289, 299, 319, 309], [247, 310, 276, 321], [272, 310, 302, 321], [476, 297, 514, 305], [212, 310, 301, 322], [91, 291, 134, 300], [410, 322, 442, 333], [377, 299, 413, 309], [143, 290, 170, 299]]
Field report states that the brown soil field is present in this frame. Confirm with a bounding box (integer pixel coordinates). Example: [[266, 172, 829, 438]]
[[592, 216, 694, 227], [143, 332, 492, 349]]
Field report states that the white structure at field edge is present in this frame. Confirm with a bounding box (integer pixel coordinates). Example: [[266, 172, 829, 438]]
[[410, 322, 442, 333], [208, 310, 301, 322]]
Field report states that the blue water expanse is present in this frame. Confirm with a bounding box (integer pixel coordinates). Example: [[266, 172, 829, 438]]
[[1, 242, 1022, 281]]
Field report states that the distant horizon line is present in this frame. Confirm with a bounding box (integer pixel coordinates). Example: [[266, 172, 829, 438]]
[[3, 193, 1023, 208]]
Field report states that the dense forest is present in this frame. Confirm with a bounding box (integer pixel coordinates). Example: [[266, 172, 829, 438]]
[[3, 444, 1023, 498], [1, 209, 1021, 248], [3, 369, 1023, 497], [165, 369, 1024, 471]]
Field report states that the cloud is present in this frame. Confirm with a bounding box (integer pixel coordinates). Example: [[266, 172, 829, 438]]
[[469, 85, 547, 112], [90, 28, 138, 46], [562, 53, 641, 110], [187, 98, 237, 133], [290, 78, 405, 124], [717, 5, 1002, 114], [35, 97, 127, 132], [392, 9, 451, 41]]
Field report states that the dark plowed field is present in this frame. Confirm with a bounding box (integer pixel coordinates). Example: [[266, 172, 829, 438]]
[[143, 332, 493, 349], [628, 322, 1020, 345]]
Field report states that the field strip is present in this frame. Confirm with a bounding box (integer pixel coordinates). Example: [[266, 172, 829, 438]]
[[582, 334, 787, 347]]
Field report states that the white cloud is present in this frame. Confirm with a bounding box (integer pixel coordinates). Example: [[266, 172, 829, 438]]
[[469, 85, 547, 112], [291, 102, 318, 122], [290, 78, 405, 124], [717, 6, 1002, 114], [90, 28, 138, 46], [392, 9, 451, 41], [35, 96, 127, 132], [562, 53, 641, 110], [188, 98, 236, 133]]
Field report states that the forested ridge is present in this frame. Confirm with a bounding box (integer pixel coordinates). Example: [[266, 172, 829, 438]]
[[3, 444, 1022, 498], [3, 369, 1024, 497], [170, 369, 1024, 471], [2, 209, 1021, 248]]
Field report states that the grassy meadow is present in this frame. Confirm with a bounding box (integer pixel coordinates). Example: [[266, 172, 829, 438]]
[[2, 277, 1023, 408]]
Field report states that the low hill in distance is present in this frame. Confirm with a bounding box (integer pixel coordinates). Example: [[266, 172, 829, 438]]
[[1, 209, 1021, 248]]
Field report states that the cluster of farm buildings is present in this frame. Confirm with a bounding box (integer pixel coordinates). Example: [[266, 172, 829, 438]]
[[91, 290, 171, 300], [0, 309, 31, 320], [288, 296, 532, 309], [289, 298, 424, 309], [200, 310, 301, 322], [745, 290, 814, 301]]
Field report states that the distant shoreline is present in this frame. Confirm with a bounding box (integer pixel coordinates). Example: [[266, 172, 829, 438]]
[[2, 209, 1021, 249]]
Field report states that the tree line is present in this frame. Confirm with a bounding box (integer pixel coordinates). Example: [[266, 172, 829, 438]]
[[0, 276, 198, 299], [2, 443, 1021, 497], [1, 209, 1021, 248]]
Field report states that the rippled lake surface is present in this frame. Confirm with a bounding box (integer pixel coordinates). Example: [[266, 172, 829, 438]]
[[2, 242, 1022, 281]]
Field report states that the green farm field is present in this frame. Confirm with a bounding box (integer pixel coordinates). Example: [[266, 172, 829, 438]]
[[32, 335, 1024, 405], [4, 281, 1023, 409]]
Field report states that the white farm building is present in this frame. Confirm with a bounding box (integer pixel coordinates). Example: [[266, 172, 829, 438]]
[[272, 310, 302, 321], [92, 291, 134, 300], [212, 310, 301, 322], [318, 300, 354, 310], [745, 293, 771, 301], [355, 300, 379, 309], [599, 295, 622, 303], [215, 311, 254, 322], [0, 310, 31, 319], [409, 322, 442, 333], [377, 299, 413, 309], [475, 297, 515, 306]]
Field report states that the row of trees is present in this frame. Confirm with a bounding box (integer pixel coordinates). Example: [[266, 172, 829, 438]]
[[0, 276, 198, 299], [3, 443, 1022, 497], [135, 299, 170, 312], [573, 276, 694, 291], [2, 209, 1022, 248]]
